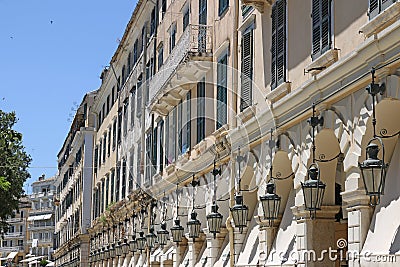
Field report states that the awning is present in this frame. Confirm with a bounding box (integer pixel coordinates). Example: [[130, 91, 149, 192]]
[[7, 251, 18, 260], [236, 215, 260, 266], [27, 214, 53, 221], [361, 139, 400, 266], [266, 189, 297, 266], [20, 256, 44, 262]]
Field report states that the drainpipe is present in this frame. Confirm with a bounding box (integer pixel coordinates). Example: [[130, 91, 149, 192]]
[[228, 1, 240, 267]]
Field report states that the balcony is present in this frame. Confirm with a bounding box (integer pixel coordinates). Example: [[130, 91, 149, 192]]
[[148, 24, 213, 115], [0, 246, 24, 252], [4, 232, 24, 238], [243, 0, 273, 12], [6, 218, 23, 223]]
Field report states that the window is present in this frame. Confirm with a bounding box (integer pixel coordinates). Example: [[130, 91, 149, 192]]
[[158, 45, 164, 70], [159, 120, 164, 173], [116, 165, 120, 201], [197, 79, 205, 143], [183, 7, 190, 30], [271, 0, 286, 90], [112, 87, 115, 104], [240, 25, 253, 111], [123, 99, 128, 136], [150, 8, 156, 36], [129, 152, 134, 192], [110, 170, 115, 203], [112, 119, 117, 151], [369, 0, 396, 19], [98, 139, 102, 167], [117, 109, 122, 144], [136, 76, 143, 118], [312, 0, 332, 60], [121, 159, 127, 199], [102, 134, 106, 163], [98, 111, 102, 129], [161, 0, 167, 19], [241, 5, 253, 17], [107, 95, 110, 115], [122, 65, 126, 85], [94, 145, 98, 174], [136, 143, 141, 187], [169, 24, 177, 53], [152, 125, 157, 169], [165, 116, 169, 166], [128, 52, 132, 74], [219, 0, 229, 15], [133, 40, 138, 65], [217, 53, 228, 129], [108, 129, 111, 157], [181, 92, 191, 153], [131, 89, 136, 127], [145, 133, 152, 184]]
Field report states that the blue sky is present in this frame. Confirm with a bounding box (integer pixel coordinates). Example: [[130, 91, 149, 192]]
[[0, 0, 137, 193]]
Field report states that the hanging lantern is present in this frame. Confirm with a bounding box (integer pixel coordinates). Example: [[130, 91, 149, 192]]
[[103, 245, 110, 259], [136, 231, 147, 252], [187, 211, 201, 240], [301, 163, 326, 215], [121, 238, 129, 255], [157, 222, 169, 247], [206, 203, 223, 238], [359, 139, 388, 205], [115, 240, 123, 257], [100, 246, 105, 260], [170, 219, 184, 244], [129, 235, 137, 253], [230, 195, 248, 233], [146, 227, 157, 249], [259, 182, 281, 226], [109, 243, 116, 258]]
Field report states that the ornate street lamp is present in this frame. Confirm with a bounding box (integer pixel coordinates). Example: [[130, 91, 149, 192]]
[[259, 129, 281, 227], [170, 182, 184, 244], [129, 214, 137, 253], [230, 149, 249, 233], [301, 104, 326, 218], [146, 227, 157, 249], [157, 222, 169, 247], [109, 242, 116, 258], [115, 240, 123, 257], [170, 219, 184, 244], [187, 178, 201, 241], [136, 231, 147, 252], [121, 238, 129, 255], [359, 68, 388, 206], [207, 161, 223, 238]]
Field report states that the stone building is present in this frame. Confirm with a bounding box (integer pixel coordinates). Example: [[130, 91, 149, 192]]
[[53, 92, 97, 266], [27, 175, 56, 261], [60, 0, 400, 266], [0, 197, 30, 266]]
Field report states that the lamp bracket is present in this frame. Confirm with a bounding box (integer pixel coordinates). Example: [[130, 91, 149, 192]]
[[366, 82, 386, 97], [308, 115, 324, 128]]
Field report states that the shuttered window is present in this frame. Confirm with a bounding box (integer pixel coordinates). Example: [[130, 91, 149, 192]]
[[112, 119, 116, 151], [121, 159, 126, 199], [183, 7, 189, 31], [159, 120, 164, 173], [117, 108, 122, 144], [130, 89, 135, 127], [136, 143, 141, 187], [158, 45, 164, 70], [105, 175, 109, 207], [217, 53, 228, 129], [181, 91, 191, 152], [115, 165, 120, 201], [369, 0, 395, 19], [110, 169, 115, 203], [197, 79, 206, 143], [312, 0, 331, 60], [136, 76, 142, 118], [219, 0, 229, 16], [145, 133, 152, 185], [129, 152, 134, 193], [240, 26, 253, 111], [165, 115, 169, 166], [271, 0, 286, 90]]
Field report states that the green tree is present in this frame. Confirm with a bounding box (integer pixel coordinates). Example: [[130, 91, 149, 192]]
[[39, 259, 49, 266], [0, 110, 31, 232]]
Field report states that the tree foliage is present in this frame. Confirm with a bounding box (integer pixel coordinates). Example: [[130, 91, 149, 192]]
[[0, 110, 31, 232]]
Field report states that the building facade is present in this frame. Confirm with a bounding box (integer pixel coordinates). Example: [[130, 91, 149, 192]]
[[57, 0, 400, 267], [0, 197, 30, 266], [53, 92, 97, 267], [27, 175, 56, 261]]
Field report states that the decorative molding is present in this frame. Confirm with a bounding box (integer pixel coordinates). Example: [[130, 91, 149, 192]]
[[266, 82, 291, 103], [305, 49, 339, 76], [360, 1, 400, 38]]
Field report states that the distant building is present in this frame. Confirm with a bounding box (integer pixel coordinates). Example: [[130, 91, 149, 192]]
[[27, 174, 56, 261], [0, 197, 30, 266]]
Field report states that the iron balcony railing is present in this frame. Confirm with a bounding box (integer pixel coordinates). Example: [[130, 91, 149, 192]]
[[148, 24, 212, 104]]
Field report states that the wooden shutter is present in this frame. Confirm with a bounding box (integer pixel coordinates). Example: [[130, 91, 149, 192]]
[[199, 0, 207, 25], [241, 28, 253, 111], [136, 77, 142, 118], [217, 54, 228, 128], [382, 0, 395, 10], [369, 0, 379, 18], [197, 80, 205, 143], [271, 0, 286, 89], [186, 92, 191, 150], [312, 0, 331, 59]]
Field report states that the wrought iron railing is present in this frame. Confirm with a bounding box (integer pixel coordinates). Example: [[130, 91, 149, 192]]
[[148, 24, 212, 104]]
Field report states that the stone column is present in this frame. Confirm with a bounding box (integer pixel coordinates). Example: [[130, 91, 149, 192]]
[[80, 234, 91, 267], [123, 253, 132, 267], [233, 228, 247, 264], [174, 239, 188, 267], [205, 229, 227, 266], [293, 206, 340, 267], [186, 233, 205, 267], [257, 218, 279, 266]]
